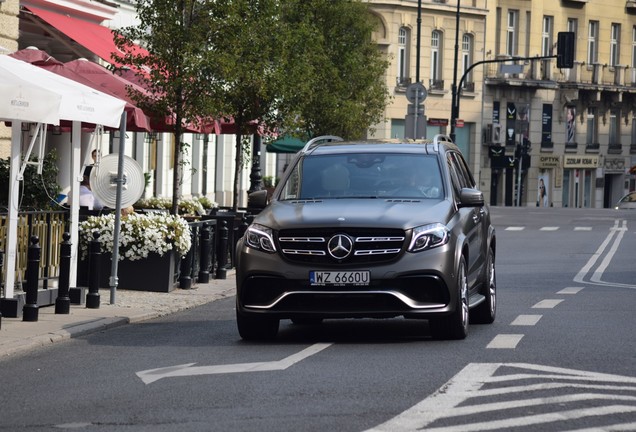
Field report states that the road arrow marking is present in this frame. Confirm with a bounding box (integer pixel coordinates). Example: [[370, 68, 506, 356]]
[[136, 343, 332, 384]]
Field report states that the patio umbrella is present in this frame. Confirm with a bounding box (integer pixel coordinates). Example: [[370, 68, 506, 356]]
[[0, 54, 126, 301], [0, 70, 62, 124], [9, 49, 150, 132]]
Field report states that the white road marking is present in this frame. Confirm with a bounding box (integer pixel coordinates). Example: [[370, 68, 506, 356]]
[[575, 220, 636, 289], [540, 226, 559, 231], [511, 314, 542, 326], [532, 299, 563, 309], [486, 334, 523, 349], [574, 226, 592, 231], [136, 343, 332, 384], [558, 287, 584, 294], [505, 226, 525, 231], [366, 363, 636, 432]]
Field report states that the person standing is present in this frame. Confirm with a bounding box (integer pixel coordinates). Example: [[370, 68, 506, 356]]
[[79, 166, 104, 210]]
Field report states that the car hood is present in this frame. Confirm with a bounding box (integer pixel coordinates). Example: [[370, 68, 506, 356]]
[[253, 198, 455, 231]]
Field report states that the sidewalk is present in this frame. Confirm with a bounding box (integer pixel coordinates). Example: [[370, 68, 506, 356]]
[[0, 270, 236, 359]]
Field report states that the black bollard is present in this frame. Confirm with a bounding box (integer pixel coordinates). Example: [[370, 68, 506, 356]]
[[55, 232, 72, 314], [216, 220, 228, 279], [179, 225, 196, 289], [0, 249, 3, 328], [86, 231, 101, 309], [198, 224, 211, 284], [23, 236, 41, 322]]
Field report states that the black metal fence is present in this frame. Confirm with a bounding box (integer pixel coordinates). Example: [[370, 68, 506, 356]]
[[0, 208, 255, 298]]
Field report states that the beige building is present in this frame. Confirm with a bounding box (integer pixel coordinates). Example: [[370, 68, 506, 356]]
[[368, 0, 489, 185], [368, 0, 636, 208], [480, 0, 636, 208]]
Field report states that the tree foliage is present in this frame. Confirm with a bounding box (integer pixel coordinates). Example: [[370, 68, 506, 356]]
[[0, 148, 61, 211], [280, 0, 391, 139], [113, 0, 224, 214], [113, 0, 390, 211]]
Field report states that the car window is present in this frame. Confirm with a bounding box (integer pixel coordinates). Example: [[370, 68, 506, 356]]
[[446, 154, 464, 204], [452, 152, 476, 188], [281, 153, 443, 200]]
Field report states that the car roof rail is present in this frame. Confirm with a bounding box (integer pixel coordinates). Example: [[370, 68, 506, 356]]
[[432, 134, 453, 152], [301, 135, 344, 153]]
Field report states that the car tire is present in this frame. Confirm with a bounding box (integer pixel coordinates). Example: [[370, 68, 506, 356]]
[[237, 310, 280, 340], [471, 247, 496, 324], [430, 256, 469, 340]]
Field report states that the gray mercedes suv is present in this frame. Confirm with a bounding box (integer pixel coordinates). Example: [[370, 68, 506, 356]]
[[235, 135, 496, 340]]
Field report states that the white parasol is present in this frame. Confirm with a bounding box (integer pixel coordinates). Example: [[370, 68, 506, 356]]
[[1, 54, 126, 301]]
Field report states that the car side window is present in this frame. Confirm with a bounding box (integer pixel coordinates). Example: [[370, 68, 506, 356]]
[[281, 163, 301, 199], [446, 154, 463, 204], [452, 152, 476, 188]]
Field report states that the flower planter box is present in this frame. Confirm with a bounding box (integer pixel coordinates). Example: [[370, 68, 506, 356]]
[[77, 251, 178, 293], [117, 251, 178, 292]]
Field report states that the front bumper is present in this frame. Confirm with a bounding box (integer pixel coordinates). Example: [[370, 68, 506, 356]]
[[235, 239, 457, 320]]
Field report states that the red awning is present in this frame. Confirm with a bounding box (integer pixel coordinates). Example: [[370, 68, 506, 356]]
[[24, 6, 148, 66], [9, 48, 151, 132]]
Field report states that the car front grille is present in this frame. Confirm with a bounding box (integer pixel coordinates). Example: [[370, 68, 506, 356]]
[[277, 228, 406, 265]]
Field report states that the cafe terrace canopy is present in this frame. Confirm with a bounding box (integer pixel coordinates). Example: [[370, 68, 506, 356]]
[[9, 49, 150, 132], [0, 54, 126, 300]]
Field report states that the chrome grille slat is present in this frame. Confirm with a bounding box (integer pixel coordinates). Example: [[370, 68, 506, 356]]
[[355, 249, 401, 256], [278, 237, 325, 242], [278, 228, 405, 264], [356, 236, 405, 242], [282, 249, 326, 256]]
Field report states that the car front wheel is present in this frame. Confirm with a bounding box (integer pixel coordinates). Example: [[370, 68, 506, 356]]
[[430, 256, 469, 340]]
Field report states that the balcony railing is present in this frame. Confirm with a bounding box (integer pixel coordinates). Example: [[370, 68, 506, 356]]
[[485, 58, 635, 89]]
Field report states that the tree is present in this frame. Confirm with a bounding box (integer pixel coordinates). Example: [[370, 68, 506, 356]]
[[202, 0, 390, 210], [114, 0, 390, 212], [113, 0, 224, 215], [281, 0, 391, 139]]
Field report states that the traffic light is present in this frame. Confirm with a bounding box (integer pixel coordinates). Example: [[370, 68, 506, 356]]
[[557, 32, 575, 69]]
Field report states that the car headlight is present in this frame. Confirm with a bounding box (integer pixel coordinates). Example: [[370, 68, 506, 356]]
[[245, 223, 276, 253], [408, 223, 450, 252]]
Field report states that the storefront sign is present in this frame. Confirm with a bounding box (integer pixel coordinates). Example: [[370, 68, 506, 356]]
[[538, 155, 560, 168], [563, 155, 599, 168], [541, 104, 552, 144], [428, 118, 448, 126]]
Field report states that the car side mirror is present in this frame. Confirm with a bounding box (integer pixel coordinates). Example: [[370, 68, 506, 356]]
[[458, 188, 484, 208], [247, 189, 269, 210]]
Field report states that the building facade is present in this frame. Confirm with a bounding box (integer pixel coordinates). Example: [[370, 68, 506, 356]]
[[367, 0, 489, 187], [4, 0, 635, 209], [368, 0, 636, 208]]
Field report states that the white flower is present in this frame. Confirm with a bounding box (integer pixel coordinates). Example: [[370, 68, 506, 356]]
[[79, 213, 192, 261]]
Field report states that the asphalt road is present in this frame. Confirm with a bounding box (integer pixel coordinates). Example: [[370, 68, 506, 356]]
[[0, 207, 634, 432]]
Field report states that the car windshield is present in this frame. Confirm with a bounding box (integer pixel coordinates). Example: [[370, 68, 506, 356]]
[[279, 153, 444, 200], [618, 192, 636, 203]]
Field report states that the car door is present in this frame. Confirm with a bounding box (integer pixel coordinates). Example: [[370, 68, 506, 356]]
[[447, 151, 485, 289]]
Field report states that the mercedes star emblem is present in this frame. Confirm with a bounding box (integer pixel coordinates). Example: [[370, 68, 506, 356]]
[[327, 234, 354, 259]]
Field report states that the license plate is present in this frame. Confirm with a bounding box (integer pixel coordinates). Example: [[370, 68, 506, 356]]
[[310, 271, 370, 286]]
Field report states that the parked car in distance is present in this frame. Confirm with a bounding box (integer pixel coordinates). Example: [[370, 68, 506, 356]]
[[615, 191, 636, 210], [235, 135, 496, 340]]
